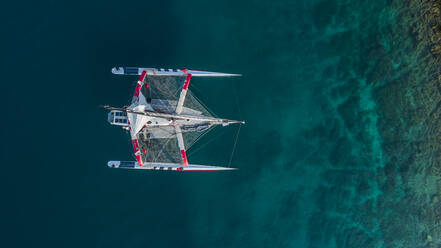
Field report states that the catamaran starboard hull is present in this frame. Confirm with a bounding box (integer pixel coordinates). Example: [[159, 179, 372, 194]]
[[112, 67, 241, 77], [108, 161, 237, 171]]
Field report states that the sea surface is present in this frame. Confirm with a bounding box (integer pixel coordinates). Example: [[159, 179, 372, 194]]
[[2, 0, 440, 247]]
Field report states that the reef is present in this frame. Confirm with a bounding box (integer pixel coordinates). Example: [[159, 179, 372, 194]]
[[303, 0, 441, 247], [373, 0, 441, 247]]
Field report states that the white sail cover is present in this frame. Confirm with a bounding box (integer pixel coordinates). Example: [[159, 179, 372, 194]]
[[127, 81, 155, 137], [127, 106, 150, 136]]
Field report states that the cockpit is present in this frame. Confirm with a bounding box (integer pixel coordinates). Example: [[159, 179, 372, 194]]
[[107, 110, 128, 126]]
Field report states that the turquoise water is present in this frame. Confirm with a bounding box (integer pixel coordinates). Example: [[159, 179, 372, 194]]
[[1, 0, 437, 247]]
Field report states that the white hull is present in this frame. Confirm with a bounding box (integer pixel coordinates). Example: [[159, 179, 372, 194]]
[[111, 67, 241, 77], [108, 161, 237, 171]]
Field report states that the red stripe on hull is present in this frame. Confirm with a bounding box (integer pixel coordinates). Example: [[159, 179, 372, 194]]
[[135, 155, 143, 166], [132, 139, 140, 153], [183, 73, 192, 90], [134, 83, 142, 97], [180, 150, 189, 166], [132, 139, 143, 166], [134, 71, 147, 96], [138, 70, 147, 82]]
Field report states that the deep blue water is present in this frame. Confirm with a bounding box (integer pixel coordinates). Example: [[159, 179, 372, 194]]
[[1, 0, 436, 247]]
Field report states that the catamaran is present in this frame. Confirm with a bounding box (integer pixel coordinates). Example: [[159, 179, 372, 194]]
[[104, 67, 244, 171]]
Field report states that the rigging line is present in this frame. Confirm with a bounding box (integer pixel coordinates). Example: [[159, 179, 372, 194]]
[[189, 88, 219, 118], [144, 127, 173, 164], [152, 77, 178, 100], [170, 76, 184, 97], [189, 82, 204, 96], [228, 124, 242, 168], [142, 130, 155, 166], [187, 127, 230, 157], [148, 139, 155, 167], [187, 125, 216, 151], [152, 134, 174, 163], [188, 84, 216, 117]]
